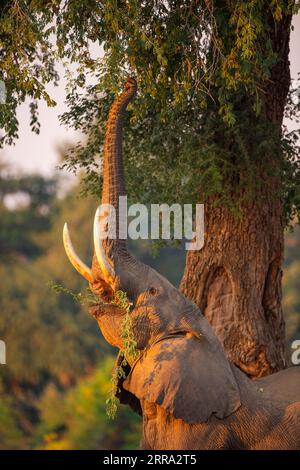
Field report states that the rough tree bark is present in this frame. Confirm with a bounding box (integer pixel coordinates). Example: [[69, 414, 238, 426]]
[[180, 13, 292, 378]]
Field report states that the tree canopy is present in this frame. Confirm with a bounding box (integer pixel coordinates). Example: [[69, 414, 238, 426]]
[[1, 1, 300, 222]]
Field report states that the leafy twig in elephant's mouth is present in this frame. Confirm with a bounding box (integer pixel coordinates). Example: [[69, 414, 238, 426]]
[[48, 281, 139, 419]]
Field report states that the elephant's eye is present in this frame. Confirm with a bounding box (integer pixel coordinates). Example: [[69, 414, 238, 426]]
[[148, 287, 157, 296]]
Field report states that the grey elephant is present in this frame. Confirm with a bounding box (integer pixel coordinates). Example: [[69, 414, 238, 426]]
[[63, 78, 300, 450]]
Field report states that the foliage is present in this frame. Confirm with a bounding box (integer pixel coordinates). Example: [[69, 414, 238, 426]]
[[48, 282, 99, 306], [48, 282, 139, 419], [0, 0, 59, 145], [0, 164, 110, 451], [0, 163, 58, 260], [0, 176, 107, 387], [105, 354, 127, 421], [106, 290, 139, 419], [55, 0, 300, 221], [0, 396, 24, 450], [282, 75, 300, 225], [35, 357, 141, 450], [112, 290, 138, 361], [1, 1, 300, 221]]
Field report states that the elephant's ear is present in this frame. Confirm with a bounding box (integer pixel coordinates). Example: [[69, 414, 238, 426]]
[[123, 332, 241, 424]]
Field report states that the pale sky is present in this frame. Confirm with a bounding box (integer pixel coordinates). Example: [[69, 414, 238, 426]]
[[2, 13, 300, 177]]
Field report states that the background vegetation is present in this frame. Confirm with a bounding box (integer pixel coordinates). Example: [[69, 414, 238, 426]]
[[0, 160, 187, 449], [0, 160, 299, 449]]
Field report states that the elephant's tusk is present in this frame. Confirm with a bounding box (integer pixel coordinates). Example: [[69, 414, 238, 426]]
[[93, 207, 116, 286], [63, 223, 93, 283]]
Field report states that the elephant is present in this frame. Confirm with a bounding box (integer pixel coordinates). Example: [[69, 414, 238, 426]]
[[63, 77, 300, 450]]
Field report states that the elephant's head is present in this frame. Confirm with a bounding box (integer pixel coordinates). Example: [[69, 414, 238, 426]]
[[63, 78, 241, 424]]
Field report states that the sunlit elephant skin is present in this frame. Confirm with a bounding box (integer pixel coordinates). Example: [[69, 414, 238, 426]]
[[64, 78, 300, 450]]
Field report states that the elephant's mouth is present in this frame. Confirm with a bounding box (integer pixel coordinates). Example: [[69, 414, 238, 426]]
[[88, 302, 111, 319], [88, 285, 120, 319], [88, 301, 127, 320]]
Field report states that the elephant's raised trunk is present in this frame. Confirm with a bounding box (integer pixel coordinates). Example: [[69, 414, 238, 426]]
[[63, 78, 137, 290], [102, 78, 137, 211], [93, 78, 137, 285]]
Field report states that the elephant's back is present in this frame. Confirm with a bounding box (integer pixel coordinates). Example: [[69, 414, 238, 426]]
[[254, 367, 300, 406]]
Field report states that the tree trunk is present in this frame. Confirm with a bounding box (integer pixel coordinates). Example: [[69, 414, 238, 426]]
[[180, 198, 285, 378], [180, 13, 292, 378]]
